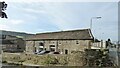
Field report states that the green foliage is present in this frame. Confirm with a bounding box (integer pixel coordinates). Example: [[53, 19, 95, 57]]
[[59, 57, 68, 65], [2, 60, 7, 63], [42, 55, 59, 65], [85, 49, 113, 67]]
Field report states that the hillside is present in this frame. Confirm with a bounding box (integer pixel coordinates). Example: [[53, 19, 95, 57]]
[[0, 30, 34, 38]]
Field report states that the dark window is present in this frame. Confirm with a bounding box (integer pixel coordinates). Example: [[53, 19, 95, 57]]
[[76, 41, 79, 44], [50, 48, 55, 51], [65, 49, 68, 54], [59, 42, 61, 44], [50, 45, 55, 47], [17, 45, 21, 49], [34, 47, 37, 52], [39, 42, 44, 46], [50, 45, 55, 51], [39, 48, 43, 51], [44, 48, 46, 50]]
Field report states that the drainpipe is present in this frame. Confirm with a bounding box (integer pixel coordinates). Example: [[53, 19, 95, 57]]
[[43, 40, 45, 50], [101, 40, 103, 48], [55, 40, 58, 52], [33, 40, 35, 53]]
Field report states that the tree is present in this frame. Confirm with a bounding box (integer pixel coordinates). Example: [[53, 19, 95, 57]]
[[0, 1, 8, 18]]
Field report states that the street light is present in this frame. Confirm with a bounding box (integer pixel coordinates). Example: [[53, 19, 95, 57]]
[[90, 17, 101, 31], [90, 17, 101, 42]]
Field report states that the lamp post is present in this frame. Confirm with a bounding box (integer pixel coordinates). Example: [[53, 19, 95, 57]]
[[90, 17, 101, 31], [90, 17, 101, 43]]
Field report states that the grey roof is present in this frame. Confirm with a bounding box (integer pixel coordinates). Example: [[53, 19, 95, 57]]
[[26, 29, 94, 40]]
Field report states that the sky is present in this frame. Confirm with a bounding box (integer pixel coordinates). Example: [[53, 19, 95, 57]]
[[0, 0, 119, 41]]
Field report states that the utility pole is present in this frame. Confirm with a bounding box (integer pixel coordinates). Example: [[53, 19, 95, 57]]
[[90, 17, 101, 32], [90, 17, 101, 42]]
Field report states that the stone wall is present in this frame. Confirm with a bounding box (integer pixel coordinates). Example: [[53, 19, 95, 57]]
[[26, 40, 92, 54], [26, 41, 35, 54], [2, 52, 86, 66]]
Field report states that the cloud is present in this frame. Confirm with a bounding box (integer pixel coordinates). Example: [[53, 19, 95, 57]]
[[5, 0, 119, 3], [0, 19, 25, 32], [9, 19, 24, 25], [0, 24, 10, 30], [23, 8, 46, 14], [8, 2, 46, 17], [42, 3, 90, 30], [1, 19, 25, 25], [1, 2, 118, 41]]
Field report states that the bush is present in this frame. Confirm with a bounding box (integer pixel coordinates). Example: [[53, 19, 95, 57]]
[[2, 60, 7, 63], [59, 58, 68, 65], [42, 55, 59, 65]]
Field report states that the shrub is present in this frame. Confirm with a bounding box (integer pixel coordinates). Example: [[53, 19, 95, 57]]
[[2, 60, 7, 63], [42, 55, 59, 65]]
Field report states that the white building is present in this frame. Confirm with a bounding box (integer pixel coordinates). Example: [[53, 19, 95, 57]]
[[91, 40, 106, 49]]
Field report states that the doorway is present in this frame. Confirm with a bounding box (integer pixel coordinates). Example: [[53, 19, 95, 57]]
[[65, 49, 68, 54]]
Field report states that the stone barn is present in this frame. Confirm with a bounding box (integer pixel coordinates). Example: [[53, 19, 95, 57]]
[[25, 29, 94, 54]]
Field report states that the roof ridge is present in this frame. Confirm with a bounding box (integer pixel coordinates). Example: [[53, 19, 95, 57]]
[[26, 28, 93, 40], [36, 28, 90, 35]]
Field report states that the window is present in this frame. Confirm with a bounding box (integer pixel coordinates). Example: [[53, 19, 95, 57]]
[[44, 48, 46, 50], [39, 48, 43, 51], [17, 45, 20, 49], [76, 41, 79, 44], [59, 41, 61, 44], [39, 42, 44, 46], [50, 48, 55, 51], [50, 45, 55, 51], [50, 45, 55, 47], [65, 49, 68, 54], [39, 42, 44, 51]]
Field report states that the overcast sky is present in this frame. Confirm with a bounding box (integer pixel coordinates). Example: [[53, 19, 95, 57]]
[[0, 0, 119, 41]]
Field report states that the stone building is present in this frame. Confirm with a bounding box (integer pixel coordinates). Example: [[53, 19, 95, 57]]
[[25, 29, 94, 54], [1, 35, 25, 52]]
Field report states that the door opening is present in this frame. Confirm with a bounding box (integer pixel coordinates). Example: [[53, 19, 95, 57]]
[[65, 49, 68, 54]]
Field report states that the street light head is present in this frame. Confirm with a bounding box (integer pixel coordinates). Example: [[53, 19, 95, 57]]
[[96, 17, 102, 19], [90, 16, 102, 33]]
